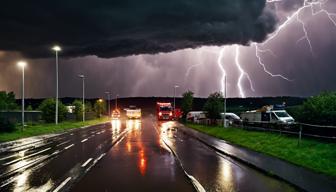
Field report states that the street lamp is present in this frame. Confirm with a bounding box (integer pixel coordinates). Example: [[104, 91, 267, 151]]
[[173, 85, 179, 113], [17, 61, 27, 131], [78, 75, 85, 122], [105, 91, 111, 117], [98, 99, 103, 117], [115, 94, 119, 110], [52, 45, 61, 125], [224, 75, 227, 128]]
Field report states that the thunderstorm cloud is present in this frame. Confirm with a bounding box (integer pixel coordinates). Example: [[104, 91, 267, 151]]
[[0, 0, 277, 58]]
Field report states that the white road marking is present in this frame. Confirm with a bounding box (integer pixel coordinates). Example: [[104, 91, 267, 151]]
[[56, 140, 70, 147], [3, 147, 51, 166], [81, 158, 93, 167], [64, 144, 74, 150], [96, 153, 106, 162], [81, 138, 88, 143], [52, 177, 72, 192], [0, 154, 18, 161]]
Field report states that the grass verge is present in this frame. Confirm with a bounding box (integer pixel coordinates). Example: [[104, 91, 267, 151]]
[[0, 117, 109, 142], [186, 123, 336, 178]]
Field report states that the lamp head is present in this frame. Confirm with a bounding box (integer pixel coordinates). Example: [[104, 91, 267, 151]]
[[52, 45, 61, 51]]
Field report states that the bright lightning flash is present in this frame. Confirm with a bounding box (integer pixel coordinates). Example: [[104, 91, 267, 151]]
[[234, 45, 255, 98]]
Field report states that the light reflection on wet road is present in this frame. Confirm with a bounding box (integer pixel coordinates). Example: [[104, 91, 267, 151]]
[[0, 120, 126, 191], [71, 117, 194, 192], [0, 115, 299, 191], [157, 121, 297, 192]]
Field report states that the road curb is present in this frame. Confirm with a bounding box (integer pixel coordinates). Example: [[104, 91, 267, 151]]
[[177, 123, 336, 192]]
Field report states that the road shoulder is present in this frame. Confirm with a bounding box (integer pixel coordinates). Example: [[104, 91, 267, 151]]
[[177, 123, 336, 192]]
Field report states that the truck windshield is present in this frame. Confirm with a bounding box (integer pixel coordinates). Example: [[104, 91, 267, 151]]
[[274, 111, 289, 118], [160, 106, 171, 111]]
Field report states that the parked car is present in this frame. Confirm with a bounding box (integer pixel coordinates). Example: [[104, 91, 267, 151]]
[[220, 112, 242, 125]]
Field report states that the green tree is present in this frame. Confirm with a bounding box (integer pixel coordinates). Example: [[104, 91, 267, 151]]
[[38, 99, 67, 123], [72, 100, 83, 121], [0, 91, 18, 110], [26, 105, 33, 111], [203, 92, 223, 121], [181, 90, 194, 118], [299, 92, 336, 125], [85, 101, 93, 112], [94, 99, 106, 117]]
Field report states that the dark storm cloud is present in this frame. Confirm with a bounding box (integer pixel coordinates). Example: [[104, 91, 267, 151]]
[[0, 0, 277, 58]]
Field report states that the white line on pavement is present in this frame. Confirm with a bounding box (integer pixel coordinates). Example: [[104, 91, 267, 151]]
[[81, 158, 93, 167], [3, 147, 51, 166], [81, 138, 88, 143], [64, 144, 74, 150], [52, 177, 72, 192]]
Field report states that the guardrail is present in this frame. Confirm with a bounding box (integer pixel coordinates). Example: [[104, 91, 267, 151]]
[[240, 121, 336, 144]]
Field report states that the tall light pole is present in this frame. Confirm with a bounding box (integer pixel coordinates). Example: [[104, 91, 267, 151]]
[[105, 91, 111, 117], [224, 76, 227, 128], [18, 61, 27, 131], [78, 75, 85, 122], [52, 45, 61, 125], [115, 94, 119, 110], [173, 85, 179, 112], [98, 99, 103, 117]]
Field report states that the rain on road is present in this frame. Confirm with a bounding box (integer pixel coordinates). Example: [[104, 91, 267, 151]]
[[0, 115, 297, 191]]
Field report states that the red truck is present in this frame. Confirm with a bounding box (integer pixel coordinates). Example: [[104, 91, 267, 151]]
[[156, 102, 173, 120]]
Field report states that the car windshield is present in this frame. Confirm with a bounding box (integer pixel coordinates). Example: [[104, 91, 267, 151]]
[[274, 111, 289, 118], [160, 106, 171, 111]]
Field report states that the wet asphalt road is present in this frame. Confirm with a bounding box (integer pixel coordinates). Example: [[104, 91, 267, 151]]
[[0, 115, 297, 192]]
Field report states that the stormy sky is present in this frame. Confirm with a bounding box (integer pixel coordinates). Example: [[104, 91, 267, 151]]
[[1, 0, 336, 98]]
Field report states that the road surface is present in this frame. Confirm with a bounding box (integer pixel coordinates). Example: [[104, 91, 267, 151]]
[[0, 115, 297, 191]]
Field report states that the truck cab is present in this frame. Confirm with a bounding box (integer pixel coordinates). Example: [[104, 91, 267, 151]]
[[156, 102, 173, 120]]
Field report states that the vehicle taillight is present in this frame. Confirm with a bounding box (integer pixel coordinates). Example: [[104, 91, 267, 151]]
[[159, 112, 162, 116]]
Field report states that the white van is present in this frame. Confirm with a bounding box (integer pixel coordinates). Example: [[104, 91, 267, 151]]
[[186, 111, 207, 123]]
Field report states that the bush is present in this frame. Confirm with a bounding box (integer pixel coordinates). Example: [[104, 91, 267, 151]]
[[0, 115, 16, 132], [181, 91, 194, 119], [298, 92, 336, 125], [0, 91, 18, 110], [72, 100, 83, 121], [94, 99, 106, 117], [38, 99, 67, 123]]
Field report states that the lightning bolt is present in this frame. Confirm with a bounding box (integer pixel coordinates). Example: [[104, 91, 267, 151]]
[[215, 0, 336, 97], [234, 45, 255, 98], [217, 47, 226, 94]]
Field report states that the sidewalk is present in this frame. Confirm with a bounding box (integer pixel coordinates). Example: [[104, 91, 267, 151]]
[[177, 123, 336, 192]]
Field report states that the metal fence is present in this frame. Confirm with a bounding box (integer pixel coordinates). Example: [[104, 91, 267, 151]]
[[240, 121, 336, 143], [188, 118, 336, 143]]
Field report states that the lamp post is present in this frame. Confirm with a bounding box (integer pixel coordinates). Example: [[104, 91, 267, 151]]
[[224, 76, 227, 128], [173, 85, 179, 114], [52, 45, 61, 125], [98, 99, 103, 117], [115, 94, 119, 110], [78, 75, 85, 122], [105, 92, 111, 117], [18, 61, 27, 131]]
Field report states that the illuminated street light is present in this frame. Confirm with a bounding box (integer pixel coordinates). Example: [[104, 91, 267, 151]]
[[78, 75, 85, 122], [52, 45, 61, 125], [17, 61, 27, 131], [115, 94, 119, 110], [224, 76, 227, 128]]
